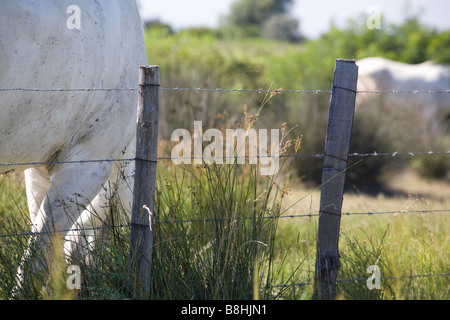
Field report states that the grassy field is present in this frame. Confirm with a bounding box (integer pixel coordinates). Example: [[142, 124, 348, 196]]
[[276, 169, 450, 299]]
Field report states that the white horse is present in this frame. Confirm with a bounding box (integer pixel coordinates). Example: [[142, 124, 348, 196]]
[[356, 57, 450, 132], [0, 0, 147, 291]]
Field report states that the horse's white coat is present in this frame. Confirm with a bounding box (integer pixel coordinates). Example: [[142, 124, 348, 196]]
[[356, 57, 450, 130], [0, 0, 147, 275]]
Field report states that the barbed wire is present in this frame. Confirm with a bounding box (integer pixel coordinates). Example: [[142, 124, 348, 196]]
[[278, 151, 450, 159], [0, 151, 448, 168], [1, 87, 449, 94], [0, 158, 135, 168], [0, 88, 138, 92], [1, 209, 448, 240], [162, 88, 450, 94], [357, 89, 450, 94], [348, 151, 450, 157], [160, 87, 332, 94], [271, 272, 450, 289]]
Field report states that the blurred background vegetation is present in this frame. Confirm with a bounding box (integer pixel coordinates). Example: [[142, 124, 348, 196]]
[[144, 0, 449, 191]]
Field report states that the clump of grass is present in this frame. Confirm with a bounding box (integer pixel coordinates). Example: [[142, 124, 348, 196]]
[[150, 100, 303, 300], [338, 224, 394, 300], [0, 174, 39, 299], [337, 211, 450, 300]]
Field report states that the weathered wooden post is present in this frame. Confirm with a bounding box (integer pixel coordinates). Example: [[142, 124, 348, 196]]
[[313, 59, 358, 300], [130, 65, 160, 297]]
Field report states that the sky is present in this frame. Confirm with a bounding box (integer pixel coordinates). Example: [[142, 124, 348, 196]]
[[138, 0, 450, 39]]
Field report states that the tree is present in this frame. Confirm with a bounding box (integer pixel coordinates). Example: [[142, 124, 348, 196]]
[[227, 0, 293, 27], [224, 0, 301, 41], [144, 19, 174, 35], [262, 14, 301, 42]]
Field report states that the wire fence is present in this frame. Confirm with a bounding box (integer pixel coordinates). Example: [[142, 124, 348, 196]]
[[1, 209, 449, 240], [1, 151, 449, 168], [273, 272, 450, 289], [2, 87, 450, 94], [1, 84, 450, 290], [1, 84, 449, 232]]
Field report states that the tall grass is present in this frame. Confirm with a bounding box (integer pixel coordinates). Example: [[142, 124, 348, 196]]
[[337, 211, 450, 300], [149, 105, 302, 299], [151, 165, 274, 299]]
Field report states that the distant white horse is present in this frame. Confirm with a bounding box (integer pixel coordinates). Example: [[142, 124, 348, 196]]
[[356, 57, 450, 131], [0, 0, 147, 290]]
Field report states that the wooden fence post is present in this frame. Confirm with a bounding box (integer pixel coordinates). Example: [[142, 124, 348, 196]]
[[129, 65, 160, 297], [313, 59, 358, 300]]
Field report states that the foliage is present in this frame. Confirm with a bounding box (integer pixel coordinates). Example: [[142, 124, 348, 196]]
[[222, 0, 301, 42], [225, 0, 294, 28], [318, 15, 450, 64], [145, 12, 450, 185], [144, 19, 174, 35]]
